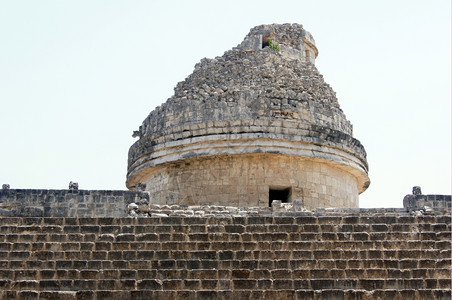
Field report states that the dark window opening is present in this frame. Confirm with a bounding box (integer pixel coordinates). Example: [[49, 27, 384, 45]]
[[305, 49, 310, 61], [262, 34, 271, 49], [269, 187, 290, 206]]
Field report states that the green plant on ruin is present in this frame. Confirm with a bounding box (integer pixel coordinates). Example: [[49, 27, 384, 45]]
[[268, 40, 280, 51]]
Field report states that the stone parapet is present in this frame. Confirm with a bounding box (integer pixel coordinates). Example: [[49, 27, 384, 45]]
[[0, 189, 149, 218], [2, 188, 450, 218]]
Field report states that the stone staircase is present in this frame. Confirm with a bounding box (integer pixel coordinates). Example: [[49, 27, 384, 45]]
[[0, 211, 450, 299]]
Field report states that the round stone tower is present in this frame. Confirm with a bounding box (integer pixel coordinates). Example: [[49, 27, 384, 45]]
[[127, 24, 370, 208]]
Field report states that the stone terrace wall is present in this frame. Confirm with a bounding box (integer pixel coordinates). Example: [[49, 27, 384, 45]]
[[404, 194, 451, 212], [0, 189, 149, 218], [0, 210, 450, 299]]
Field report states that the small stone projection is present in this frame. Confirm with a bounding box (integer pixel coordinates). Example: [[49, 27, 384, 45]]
[[0, 24, 450, 299]]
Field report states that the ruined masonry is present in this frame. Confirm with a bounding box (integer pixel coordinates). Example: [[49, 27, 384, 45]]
[[127, 24, 370, 208], [0, 24, 450, 300]]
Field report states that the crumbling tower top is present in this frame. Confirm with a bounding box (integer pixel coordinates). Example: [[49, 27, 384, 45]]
[[236, 24, 318, 64]]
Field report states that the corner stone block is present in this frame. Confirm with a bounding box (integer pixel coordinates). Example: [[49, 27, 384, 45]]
[[137, 279, 163, 290]]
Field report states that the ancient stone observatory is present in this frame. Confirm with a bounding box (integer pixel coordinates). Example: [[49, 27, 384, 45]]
[[127, 24, 370, 208]]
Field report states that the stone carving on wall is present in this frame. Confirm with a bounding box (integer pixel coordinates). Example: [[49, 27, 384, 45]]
[[69, 181, 79, 190], [412, 186, 422, 195]]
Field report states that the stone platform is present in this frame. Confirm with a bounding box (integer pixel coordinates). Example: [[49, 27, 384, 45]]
[[0, 208, 450, 299]]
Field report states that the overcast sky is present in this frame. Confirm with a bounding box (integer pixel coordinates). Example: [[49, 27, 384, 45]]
[[0, 0, 450, 208]]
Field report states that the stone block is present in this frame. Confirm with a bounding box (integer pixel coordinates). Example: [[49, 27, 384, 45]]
[[366, 268, 387, 278], [18, 291, 39, 300], [233, 279, 257, 289], [318, 290, 346, 299], [9, 251, 30, 259], [188, 233, 209, 242], [231, 269, 250, 279], [123, 250, 137, 260], [0, 270, 12, 279], [256, 260, 273, 269], [352, 232, 369, 241], [196, 290, 219, 300], [111, 260, 128, 269], [73, 280, 96, 291], [130, 290, 155, 299], [76, 291, 96, 300], [121, 279, 138, 290], [313, 250, 331, 259], [359, 279, 385, 290], [0, 234, 8, 243], [184, 217, 207, 225], [273, 259, 288, 269], [310, 279, 335, 290], [11, 280, 37, 291], [199, 260, 217, 269], [295, 216, 318, 224], [308, 269, 329, 279], [40, 269, 56, 279], [14, 270, 38, 280], [399, 259, 418, 269], [296, 290, 315, 298], [182, 280, 199, 291], [159, 260, 176, 269], [272, 279, 293, 289], [433, 290, 452, 300], [345, 268, 365, 278], [183, 260, 200, 270], [39, 291, 78, 300], [137, 279, 163, 290], [39, 280, 61, 291], [199, 279, 217, 290], [9, 260, 26, 268], [189, 270, 218, 280]]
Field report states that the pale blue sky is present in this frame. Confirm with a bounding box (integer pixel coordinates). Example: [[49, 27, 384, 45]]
[[0, 0, 450, 208]]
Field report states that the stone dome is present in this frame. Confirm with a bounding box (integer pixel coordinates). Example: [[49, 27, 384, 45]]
[[127, 23, 370, 208]]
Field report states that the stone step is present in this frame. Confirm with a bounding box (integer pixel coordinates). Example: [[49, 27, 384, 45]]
[[2, 222, 451, 235], [0, 289, 451, 300], [1, 232, 451, 248], [0, 214, 448, 225], [1, 266, 451, 282], [0, 218, 451, 234], [1, 257, 450, 272], [1, 241, 449, 256], [1, 278, 451, 291], [2, 247, 450, 261]]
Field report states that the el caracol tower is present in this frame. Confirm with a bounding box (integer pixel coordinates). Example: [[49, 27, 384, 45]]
[[127, 24, 370, 208]]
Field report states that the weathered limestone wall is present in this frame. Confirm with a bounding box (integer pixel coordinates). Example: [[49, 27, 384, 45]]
[[0, 189, 148, 218], [132, 51, 352, 142], [1, 187, 449, 218], [143, 154, 359, 208]]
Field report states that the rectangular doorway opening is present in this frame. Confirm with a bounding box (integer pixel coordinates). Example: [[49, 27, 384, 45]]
[[262, 34, 271, 49], [269, 187, 291, 206]]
